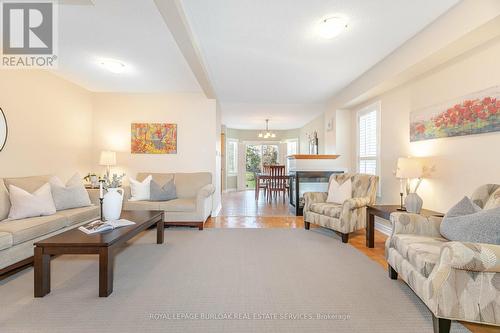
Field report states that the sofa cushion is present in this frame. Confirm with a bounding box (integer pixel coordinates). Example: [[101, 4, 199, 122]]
[[159, 198, 196, 212], [309, 202, 342, 218], [150, 179, 177, 201], [391, 234, 447, 278], [123, 200, 160, 211], [8, 183, 57, 220], [58, 206, 99, 226], [0, 232, 13, 250], [0, 180, 10, 221], [129, 175, 152, 201], [471, 184, 500, 208], [441, 197, 500, 245], [3, 175, 52, 193], [49, 174, 92, 211], [137, 173, 174, 186], [0, 214, 67, 245], [326, 179, 352, 204], [484, 187, 500, 210], [174, 173, 211, 198]]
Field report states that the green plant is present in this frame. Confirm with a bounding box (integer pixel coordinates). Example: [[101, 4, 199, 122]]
[[83, 173, 97, 182], [102, 173, 126, 189]]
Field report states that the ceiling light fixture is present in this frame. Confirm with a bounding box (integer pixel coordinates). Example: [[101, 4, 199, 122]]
[[258, 119, 276, 139], [318, 16, 349, 39], [99, 59, 127, 74]]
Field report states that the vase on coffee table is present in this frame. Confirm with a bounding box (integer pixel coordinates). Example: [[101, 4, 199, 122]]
[[103, 188, 124, 221]]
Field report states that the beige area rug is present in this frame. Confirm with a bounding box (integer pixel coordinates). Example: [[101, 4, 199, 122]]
[[0, 228, 469, 333]]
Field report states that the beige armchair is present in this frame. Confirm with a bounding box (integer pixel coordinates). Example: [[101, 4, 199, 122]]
[[303, 173, 378, 243], [386, 184, 500, 332]]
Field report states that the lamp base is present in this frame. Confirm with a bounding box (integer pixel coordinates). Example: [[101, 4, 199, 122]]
[[397, 192, 406, 211]]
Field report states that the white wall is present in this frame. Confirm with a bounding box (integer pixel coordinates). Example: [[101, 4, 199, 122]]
[[0, 71, 221, 212], [0, 70, 93, 180], [349, 37, 500, 213], [91, 92, 220, 211], [299, 114, 325, 154]]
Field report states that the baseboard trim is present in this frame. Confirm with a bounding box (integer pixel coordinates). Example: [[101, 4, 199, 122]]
[[375, 221, 392, 236]]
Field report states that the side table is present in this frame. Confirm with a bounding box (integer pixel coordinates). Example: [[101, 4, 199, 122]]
[[365, 205, 443, 248]]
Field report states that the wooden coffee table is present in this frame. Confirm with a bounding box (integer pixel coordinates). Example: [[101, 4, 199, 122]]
[[34, 210, 164, 298]]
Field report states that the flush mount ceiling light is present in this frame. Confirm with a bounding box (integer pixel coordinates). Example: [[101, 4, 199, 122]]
[[258, 119, 276, 139], [99, 59, 127, 74], [318, 16, 349, 39]]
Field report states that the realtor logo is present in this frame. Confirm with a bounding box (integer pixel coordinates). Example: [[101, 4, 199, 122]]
[[1, 1, 58, 67]]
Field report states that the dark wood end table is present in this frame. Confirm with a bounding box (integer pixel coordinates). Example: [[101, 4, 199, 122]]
[[365, 205, 443, 248], [34, 210, 164, 298]]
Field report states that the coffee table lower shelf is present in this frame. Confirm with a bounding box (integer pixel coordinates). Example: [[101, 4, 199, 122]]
[[34, 210, 164, 298]]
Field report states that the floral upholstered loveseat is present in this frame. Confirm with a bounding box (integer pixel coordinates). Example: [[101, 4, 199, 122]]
[[386, 184, 500, 333], [303, 173, 378, 243]]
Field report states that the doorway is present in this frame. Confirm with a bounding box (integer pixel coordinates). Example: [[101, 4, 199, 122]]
[[245, 143, 279, 189]]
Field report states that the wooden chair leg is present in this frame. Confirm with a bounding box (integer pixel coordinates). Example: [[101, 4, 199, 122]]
[[432, 314, 451, 333], [388, 265, 398, 280], [341, 233, 349, 243], [304, 221, 310, 230]]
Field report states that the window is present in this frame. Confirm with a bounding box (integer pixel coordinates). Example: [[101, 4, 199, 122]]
[[227, 139, 238, 175], [357, 103, 380, 177]]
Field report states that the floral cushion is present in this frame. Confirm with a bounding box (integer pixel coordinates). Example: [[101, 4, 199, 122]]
[[484, 187, 500, 210], [390, 234, 447, 278], [309, 203, 342, 218]]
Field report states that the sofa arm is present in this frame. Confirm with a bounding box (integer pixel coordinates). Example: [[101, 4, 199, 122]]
[[195, 184, 215, 220], [390, 212, 442, 238], [197, 184, 215, 199], [343, 197, 371, 210], [303, 192, 327, 213], [438, 241, 500, 273]]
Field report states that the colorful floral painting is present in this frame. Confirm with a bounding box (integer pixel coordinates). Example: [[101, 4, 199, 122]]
[[410, 86, 500, 142], [131, 123, 177, 154]]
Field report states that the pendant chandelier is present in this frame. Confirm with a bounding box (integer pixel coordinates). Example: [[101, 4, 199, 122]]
[[258, 119, 276, 138]]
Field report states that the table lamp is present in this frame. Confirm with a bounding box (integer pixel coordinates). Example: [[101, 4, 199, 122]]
[[99, 151, 116, 180], [395, 157, 424, 213]]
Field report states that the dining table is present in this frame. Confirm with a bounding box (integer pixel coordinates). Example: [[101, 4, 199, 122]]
[[254, 173, 290, 200]]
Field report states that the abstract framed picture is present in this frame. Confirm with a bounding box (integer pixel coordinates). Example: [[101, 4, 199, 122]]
[[410, 86, 500, 142], [131, 123, 177, 154]]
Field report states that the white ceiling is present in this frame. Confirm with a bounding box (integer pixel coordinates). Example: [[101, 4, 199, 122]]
[[54, 0, 201, 93], [220, 103, 326, 130], [182, 0, 460, 128], [51, 0, 461, 129]]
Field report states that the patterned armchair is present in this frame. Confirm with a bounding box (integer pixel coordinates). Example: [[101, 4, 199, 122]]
[[386, 184, 500, 333], [303, 173, 378, 243]]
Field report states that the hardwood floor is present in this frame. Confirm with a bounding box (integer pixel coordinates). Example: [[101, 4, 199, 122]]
[[207, 190, 497, 333]]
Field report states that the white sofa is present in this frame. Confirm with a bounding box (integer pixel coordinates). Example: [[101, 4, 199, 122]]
[[122, 172, 215, 230], [0, 175, 99, 273]]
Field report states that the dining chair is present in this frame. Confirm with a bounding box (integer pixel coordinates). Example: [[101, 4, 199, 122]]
[[267, 165, 287, 202], [255, 165, 271, 200]]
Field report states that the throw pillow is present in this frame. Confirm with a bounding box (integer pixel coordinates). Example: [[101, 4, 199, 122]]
[[445, 196, 481, 217], [129, 175, 152, 201], [326, 179, 352, 204], [440, 196, 500, 245], [483, 187, 500, 210], [150, 179, 177, 201], [49, 173, 92, 211], [8, 183, 57, 220]]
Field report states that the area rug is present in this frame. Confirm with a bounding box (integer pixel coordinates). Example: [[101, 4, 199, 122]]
[[0, 228, 470, 332]]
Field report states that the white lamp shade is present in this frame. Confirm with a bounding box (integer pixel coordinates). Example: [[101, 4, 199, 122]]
[[99, 151, 116, 166], [396, 157, 423, 179]]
